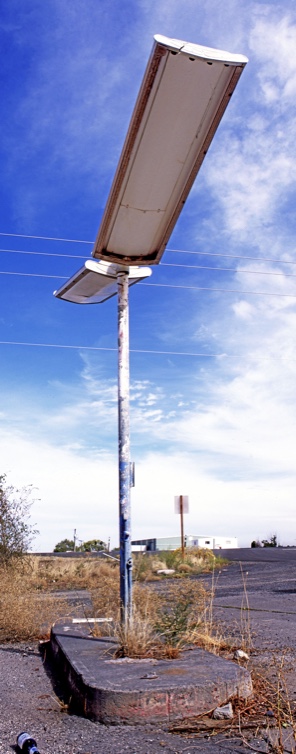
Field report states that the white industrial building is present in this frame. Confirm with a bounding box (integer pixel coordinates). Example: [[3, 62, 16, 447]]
[[131, 535, 238, 552]]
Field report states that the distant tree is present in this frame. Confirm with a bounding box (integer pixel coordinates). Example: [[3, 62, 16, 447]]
[[0, 473, 38, 566], [81, 539, 106, 552], [54, 538, 75, 552], [251, 539, 262, 548], [262, 534, 278, 548]]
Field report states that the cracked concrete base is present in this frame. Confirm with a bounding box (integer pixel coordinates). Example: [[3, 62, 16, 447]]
[[50, 621, 253, 725]]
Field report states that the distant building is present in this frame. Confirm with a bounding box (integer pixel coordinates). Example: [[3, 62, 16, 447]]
[[131, 535, 238, 552]]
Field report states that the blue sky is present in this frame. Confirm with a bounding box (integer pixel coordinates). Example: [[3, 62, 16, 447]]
[[1, 0, 296, 550]]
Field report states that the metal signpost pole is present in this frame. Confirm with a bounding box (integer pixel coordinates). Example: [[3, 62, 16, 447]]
[[175, 495, 189, 559], [117, 269, 132, 623], [180, 495, 185, 561]]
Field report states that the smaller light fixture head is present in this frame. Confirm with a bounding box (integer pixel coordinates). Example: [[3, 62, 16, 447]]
[[54, 259, 152, 304]]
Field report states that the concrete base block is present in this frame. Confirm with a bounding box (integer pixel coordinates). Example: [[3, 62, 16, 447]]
[[50, 621, 253, 725]]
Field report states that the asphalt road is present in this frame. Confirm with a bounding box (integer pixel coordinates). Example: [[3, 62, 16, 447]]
[[200, 554, 296, 650], [217, 547, 296, 563]]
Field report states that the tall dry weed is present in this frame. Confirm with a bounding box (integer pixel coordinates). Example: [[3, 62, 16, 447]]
[[239, 563, 253, 652], [114, 609, 159, 658], [113, 579, 213, 658], [155, 579, 209, 648]]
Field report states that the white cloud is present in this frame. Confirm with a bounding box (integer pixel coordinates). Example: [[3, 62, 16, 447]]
[[2, 424, 296, 552], [0, 430, 118, 552], [187, 8, 296, 250], [204, 128, 296, 238], [132, 451, 296, 547], [232, 300, 255, 320], [249, 13, 296, 104]]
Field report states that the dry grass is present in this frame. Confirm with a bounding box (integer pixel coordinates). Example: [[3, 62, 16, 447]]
[[28, 554, 115, 590], [88, 562, 121, 622], [0, 564, 70, 642], [108, 580, 212, 659], [0, 550, 226, 650], [23, 549, 224, 591], [114, 609, 160, 658], [170, 661, 296, 753], [89, 570, 214, 658], [127, 548, 226, 582]]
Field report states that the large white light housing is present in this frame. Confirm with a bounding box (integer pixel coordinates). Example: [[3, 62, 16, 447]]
[[92, 34, 248, 266]]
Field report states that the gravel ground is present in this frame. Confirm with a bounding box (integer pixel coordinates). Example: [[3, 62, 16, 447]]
[[1, 556, 296, 754], [0, 640, 257, 754]]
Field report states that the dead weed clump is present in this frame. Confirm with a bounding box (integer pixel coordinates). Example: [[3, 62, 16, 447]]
[[88, 566, 233, 660], [114, 608, 160, 659], [155, 579, 209, 649], [111, 580, 212, 659], [89, 573, 214, 659]]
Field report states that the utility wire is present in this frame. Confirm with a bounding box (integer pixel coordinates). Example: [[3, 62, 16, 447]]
[[1, 248, 295, 278], [0, 247, 87, 259], [167, 248, 296, 266], [0, 270, 295, 298], [0, 340, 225, 357], [0, 232, 92, 244], [146, 282, 296, 298], [0, 271, 66, 279], [162, 263, 296, 278], [0, 232, 295, 267], [1, 339, 296, 361]]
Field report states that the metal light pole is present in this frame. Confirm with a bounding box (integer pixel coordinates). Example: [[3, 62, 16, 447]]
[[117, 270, 132, 620], [54, 261, 151, 625]]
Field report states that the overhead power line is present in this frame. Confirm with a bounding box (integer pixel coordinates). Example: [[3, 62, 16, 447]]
[[0, 247, 87, 259], [1, 248, 295, 278], [0, 269, 296, 297], [0, 232, 92, 244], [148, 282, 296, 298], [0, 339, 295, 362], [0, 232, 295, 267], [162, 263, 296, 279], [0, 271, 66, 279], [167, 248, 296, 266], [0, 340, 225, 357]]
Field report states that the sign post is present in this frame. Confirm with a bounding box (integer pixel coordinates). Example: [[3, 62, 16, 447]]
[[174, 495, 189, 559]]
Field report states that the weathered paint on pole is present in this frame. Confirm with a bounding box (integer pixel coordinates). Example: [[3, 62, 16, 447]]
[[117, 270, 132, 622]]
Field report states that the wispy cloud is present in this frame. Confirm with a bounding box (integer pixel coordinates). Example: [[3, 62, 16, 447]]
[[249, 12, 296, 104]]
